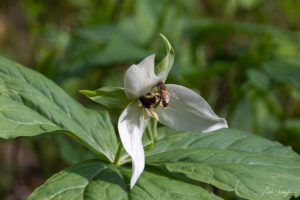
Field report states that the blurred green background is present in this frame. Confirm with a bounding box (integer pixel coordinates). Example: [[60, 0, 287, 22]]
[[0, 0, 300, 199]]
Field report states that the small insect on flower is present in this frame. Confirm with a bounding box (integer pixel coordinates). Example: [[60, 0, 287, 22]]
[[138, 92, 160, 109], [139, 82, 170, 108], [138, 81, 174, 121], [156, 81, 170, 108], [138, 91, 160, 121]]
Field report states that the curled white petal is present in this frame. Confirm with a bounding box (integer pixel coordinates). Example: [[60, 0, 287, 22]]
[[118, 102, 149, 188], [157, 84, 228, 133], [124, 54, 165, 99]]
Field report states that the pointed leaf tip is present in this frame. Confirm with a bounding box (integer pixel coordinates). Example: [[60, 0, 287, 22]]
[[79, 89, 97, 96]]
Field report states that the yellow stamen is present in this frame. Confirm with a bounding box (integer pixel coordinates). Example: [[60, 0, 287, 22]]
[[137, 100, 143, 107], [148, 108, 159, 121], [142, 108, 148, 119]]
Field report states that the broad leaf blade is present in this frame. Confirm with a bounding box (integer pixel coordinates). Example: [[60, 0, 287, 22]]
[[122, 168, 222, 200], [0, 96, 59, 138], [0, 56, 118, 162], [29, 160, 222, 200], [146, 128, 300, 200], [28, 160, 128, 200]]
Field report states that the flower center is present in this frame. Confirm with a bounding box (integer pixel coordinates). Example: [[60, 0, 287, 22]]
[[138, 82, 170, 121], [139, 94, 159, 109]]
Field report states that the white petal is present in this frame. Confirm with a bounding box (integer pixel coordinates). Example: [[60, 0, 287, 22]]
[[157, 84, 228, 133], [118, 102, 149, 188], [124, 54, 165, 99]]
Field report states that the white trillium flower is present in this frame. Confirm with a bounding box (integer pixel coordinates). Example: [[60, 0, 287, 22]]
[[118, 54, 228, 188]]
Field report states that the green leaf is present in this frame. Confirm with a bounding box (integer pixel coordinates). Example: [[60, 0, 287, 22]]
[[56, 136, 96, 165], [28, 160, 128, 200], [79, 86, 129, 109], [146, 128, 300, 200], [122, 168, 222, 200], [263, 61, 300, 91], [29, 160, 222, 200], [0, 56, 118, 162], [156, 34, 175, 82]]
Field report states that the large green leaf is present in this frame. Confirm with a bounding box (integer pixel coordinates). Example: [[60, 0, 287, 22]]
[[29, 160, 222, 200], [0, 56, 118, 162], [146, 128, 300, 200], [121, 168, 221, 200], [28, 160, 127, 200], [56, 136, 97, 165]]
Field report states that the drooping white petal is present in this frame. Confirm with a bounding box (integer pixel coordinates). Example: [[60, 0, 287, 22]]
[[157, 84, 228, 133], [124, 54, 165, 99], [118, 102, 149, 188]]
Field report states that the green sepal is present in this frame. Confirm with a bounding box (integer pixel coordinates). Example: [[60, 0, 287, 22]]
[[156, 33, 175, 82], [80, 86, 129, 109]]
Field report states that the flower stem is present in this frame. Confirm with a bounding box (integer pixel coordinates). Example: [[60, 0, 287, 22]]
[[152, 120, 158, 142], [146, 124, 155, 145], [113, 143, 123, 166], [145, 118, 158, 149]]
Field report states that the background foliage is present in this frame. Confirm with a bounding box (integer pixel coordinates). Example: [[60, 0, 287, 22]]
[[0, 0, 300, 199]]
